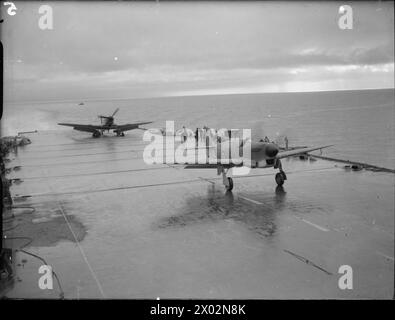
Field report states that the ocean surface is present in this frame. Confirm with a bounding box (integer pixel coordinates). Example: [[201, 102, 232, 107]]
[[2, 88, 394, 169]]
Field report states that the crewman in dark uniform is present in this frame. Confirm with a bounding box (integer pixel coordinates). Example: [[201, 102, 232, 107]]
[[195, 128, 199, 146]]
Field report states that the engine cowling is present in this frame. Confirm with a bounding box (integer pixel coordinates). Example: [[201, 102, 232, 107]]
[[265, 143, 279, 158]]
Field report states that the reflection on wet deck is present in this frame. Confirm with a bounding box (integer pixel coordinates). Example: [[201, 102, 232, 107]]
[[157, 185, 285, 239]]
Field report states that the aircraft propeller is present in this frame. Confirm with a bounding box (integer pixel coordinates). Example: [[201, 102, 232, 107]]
[[97, 108, 119, 125], [98, 108, 119, 119], [111, 107, 120, 117]]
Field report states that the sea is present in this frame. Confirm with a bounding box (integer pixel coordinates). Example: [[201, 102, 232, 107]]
[[2, 88, 394, 169]]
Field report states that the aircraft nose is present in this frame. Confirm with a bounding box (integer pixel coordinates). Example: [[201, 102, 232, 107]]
[[265, 144, 279, 158]]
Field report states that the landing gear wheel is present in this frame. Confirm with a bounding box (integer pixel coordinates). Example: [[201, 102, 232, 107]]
[[275, 172, 285, 186], [225, 177, 233, 191], [120, 132, 125, 137], [92, 131, 101, 138]]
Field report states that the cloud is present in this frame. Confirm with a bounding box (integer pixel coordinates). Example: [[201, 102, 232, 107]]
[[2, 1, 394, 101]]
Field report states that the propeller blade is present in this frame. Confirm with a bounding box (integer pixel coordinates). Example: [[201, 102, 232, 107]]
[[112, 108, 120, 117]]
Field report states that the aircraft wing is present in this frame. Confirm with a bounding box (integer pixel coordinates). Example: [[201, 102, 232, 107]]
[[276, 145, 333, 159], [114, 122, 153, 132], [58, 123, 104, 132], [184, 163, 241, 169], [185, 164, 223, 169]]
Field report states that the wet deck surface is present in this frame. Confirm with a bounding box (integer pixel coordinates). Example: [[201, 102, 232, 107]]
[[2, 130, 394, 299]]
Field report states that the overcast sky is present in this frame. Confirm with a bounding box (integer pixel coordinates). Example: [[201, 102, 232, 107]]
[[2, 1, 394, 102]]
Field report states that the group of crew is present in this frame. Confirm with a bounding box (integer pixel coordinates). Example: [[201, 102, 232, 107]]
[[160, 125, 289, 150], [180, 126, 217, 144]]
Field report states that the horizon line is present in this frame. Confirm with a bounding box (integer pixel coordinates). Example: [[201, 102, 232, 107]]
[[4, 87, 394, 105]]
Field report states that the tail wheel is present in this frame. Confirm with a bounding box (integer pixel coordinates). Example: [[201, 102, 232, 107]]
[[226, 177, 234, 191], [275, 172, 285, 186]]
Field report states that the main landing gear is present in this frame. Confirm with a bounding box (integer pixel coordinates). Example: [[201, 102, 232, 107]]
[[115, 131, 125, 137], [274, 158, 287, 186], [92, 130, 101, 138], [275, 172, 287, 186], [218, 166, 233, 191], [217, 159, 288, 191]]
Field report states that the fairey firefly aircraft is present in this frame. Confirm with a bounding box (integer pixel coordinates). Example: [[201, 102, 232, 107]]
[[58, 108, 152, 138], [183, 138, 332, 191]]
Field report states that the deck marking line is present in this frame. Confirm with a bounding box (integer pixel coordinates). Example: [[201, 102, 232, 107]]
[[57, 202, 106, 298], [17, 166, 171, 180], [296, 217, 329, 232], [376, 251, 394, 261], [284, 249, 333, 275], [238, 196, 263, 205]]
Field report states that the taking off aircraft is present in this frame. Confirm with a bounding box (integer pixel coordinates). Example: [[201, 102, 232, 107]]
[[58, 108, 152, 138]]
